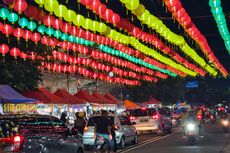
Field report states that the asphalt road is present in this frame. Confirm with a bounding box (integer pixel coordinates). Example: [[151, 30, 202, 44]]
[[118, 123, 230, 153]]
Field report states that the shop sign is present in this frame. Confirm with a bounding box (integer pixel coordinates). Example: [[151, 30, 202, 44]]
[[3, 103, 37, 113]]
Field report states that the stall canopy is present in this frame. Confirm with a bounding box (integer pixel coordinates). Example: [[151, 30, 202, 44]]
[[92, 92, 114, 104], [23, 88, 65, 104], [104, 93, 120, 104], [124, 100, 140, 109], [143, 96, 161, 105], [54, 89, 86, 104], [74, 90, 96, 103], [0, 85, 36, 103]]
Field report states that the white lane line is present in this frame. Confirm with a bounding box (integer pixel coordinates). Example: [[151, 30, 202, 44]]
[[118, 130, 180, 153]]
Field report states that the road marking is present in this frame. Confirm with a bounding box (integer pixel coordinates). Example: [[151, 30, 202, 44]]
[[118, 130, 181, 153]]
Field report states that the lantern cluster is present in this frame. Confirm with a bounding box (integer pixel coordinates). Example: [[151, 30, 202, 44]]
[[209, 0, 230, 53], [120, 0, 220, 76], [33, 0, 107, 33], [80, 0, 120, 25], [163, 0, 228, 77], [43, 63, 141, 86]]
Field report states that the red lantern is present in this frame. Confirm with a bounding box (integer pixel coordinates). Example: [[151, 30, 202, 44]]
[[96, 4, 106, 15], [10, 47, 21, 59], [13, 28, 24, 40], [41, 36, 49, 45], [89, 0, 100, 11], [31, 32, 41, 44], [61, 22, 72, 34], [2, 24, 13, 37], [23, 30, 32, 41], [43, 15, 54, 27], [80, 0, 93, 5], [71, 26, 79, 36], [111, 14, 120, 25], [0, 44, 9, 56], [29, 52, 36, 60], [52, 18, 63, 30], [13, 0, 28, 13], [48, 38, 58, 47], [0, 22, 3, 31], [19, 52, 28, 60]]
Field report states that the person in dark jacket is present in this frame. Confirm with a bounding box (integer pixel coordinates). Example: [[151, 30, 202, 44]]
[[74, 112, 86, 135]]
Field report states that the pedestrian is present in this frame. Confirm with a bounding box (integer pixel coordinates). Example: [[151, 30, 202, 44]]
[[74, 112, 86, 135], [60, 112, 68, 126]]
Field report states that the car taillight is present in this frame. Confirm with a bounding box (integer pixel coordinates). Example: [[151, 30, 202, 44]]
[[152, 115, 159, 119], [84, 126, 88, 132], [130, 116, 136, 120], [12, 135, 24, 152], [197, 115, 202, 120], [210, 115, 213, 119]]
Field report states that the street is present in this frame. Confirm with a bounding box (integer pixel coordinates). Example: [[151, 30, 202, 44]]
[[118, 124, 230, 153]]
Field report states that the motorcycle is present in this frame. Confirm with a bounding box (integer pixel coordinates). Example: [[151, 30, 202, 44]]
[[184, 122, 200, 145], [95, 136, 110, 153], [210, 115, 216, 124], [197, 115, 205, 124], [220, 118, 229, 133]]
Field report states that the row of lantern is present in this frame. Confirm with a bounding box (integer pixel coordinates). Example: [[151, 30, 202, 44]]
[[0, 42, 141, 86], [0, 21, 165, 81], [80, 0, 120, 25], [120, 0, 218, 76], [29, 1, 196, 77], [33, 0, 107, 33], [0, 43, 37, 60], [79, 0, 206, 77], [1, 5, 188, 77], [209, 0, 230, 52], [0, 10, 178, 77], [43, 62, 141, 86], [163, 0, 228, 77], [51, 50, 158, 81]]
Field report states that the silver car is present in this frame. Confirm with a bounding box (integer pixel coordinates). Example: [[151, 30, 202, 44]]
[[83, 115, 138, 149], [0, 114, 84, 153]]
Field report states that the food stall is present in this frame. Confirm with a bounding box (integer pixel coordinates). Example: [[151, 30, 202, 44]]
[[0, 85, 37, 114]]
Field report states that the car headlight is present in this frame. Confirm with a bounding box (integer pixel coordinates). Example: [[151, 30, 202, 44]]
[[222, 120, 229, 126], [187, 123, 195, 131]]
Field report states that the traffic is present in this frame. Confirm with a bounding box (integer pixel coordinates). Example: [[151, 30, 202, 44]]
[[0, 104, 229, 153]]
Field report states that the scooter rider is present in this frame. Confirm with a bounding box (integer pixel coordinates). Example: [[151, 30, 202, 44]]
[[184, 111, 202, 136]]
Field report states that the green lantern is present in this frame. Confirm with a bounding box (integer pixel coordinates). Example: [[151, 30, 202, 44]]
[[61, 33, 68, 41], [37, 25, 46, 34], [0, 8, 10, 20], [27, 21, 37, 31], [45, 27, 54, 36], [75, 37, 79, 43], [53, 30, 62, 38], [7, 12, 18, 23], [18, 17, 28, 28], [68, 35, 75, 42]]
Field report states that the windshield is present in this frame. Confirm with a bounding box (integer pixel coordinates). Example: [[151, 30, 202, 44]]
[[130, 108, 156, 117]]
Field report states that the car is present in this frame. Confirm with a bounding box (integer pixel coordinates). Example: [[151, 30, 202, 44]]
[[128, 108, 172, 134], [0, 114, 84, 153], [83, 115, 138, 149]]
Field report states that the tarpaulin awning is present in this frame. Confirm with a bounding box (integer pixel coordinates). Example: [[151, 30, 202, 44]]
[[54, 89, 86, 104], [124, 100, 140, 109], [104, 93, 120, 104], [23, 88, 66, 104], [92, 92, 114, 104], [74, 90, 97, 103], [0, 85, 37, 103], [143, 96, 161, 105]]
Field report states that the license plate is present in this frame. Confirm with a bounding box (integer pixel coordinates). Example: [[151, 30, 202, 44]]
[[140, 118, 149, 122]]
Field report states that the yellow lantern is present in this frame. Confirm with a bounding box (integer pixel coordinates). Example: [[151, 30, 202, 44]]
[[82, 18, 92, 30], [44, 0, 59, 13], [102, 26, 111, 35], [132, 4, 145, 16], [35, 0, 45, 7], [73, 15, 84, 27], [64, 10, 76, 23], [54, 5, 67, 18], [125, 0, 139, 10], [120, 0, 129, 4], [98, 23, 107, 33]]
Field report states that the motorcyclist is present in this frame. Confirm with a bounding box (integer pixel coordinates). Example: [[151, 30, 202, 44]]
[[184, 111, 202, 136], [93, 110, 113, 153]]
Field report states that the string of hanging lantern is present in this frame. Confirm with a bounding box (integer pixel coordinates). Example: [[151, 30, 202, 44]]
[[162, 0, 228, 77]]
